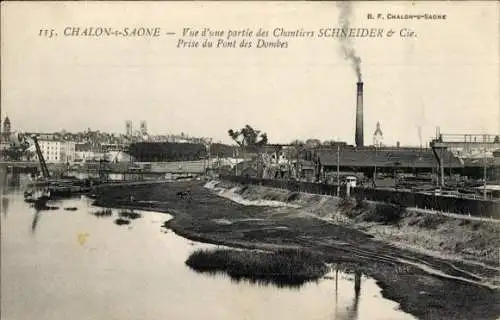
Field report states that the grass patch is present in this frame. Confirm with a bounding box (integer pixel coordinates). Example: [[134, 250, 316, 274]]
[[355, 199, 369, 210], [185, 248, 328, 287], [118, 210, 142, 219], [114, 217, 131, 225], [92, 208, 113, 217]]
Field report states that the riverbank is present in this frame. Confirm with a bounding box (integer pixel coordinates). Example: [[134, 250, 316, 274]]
[[211, 180, 500, 268], [93, 180, 500, 320]]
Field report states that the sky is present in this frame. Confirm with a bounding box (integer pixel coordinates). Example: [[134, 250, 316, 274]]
[[1, 1, 499, 146]]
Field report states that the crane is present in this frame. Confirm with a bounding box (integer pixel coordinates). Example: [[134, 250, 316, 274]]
[[31, 135, 51, 179]]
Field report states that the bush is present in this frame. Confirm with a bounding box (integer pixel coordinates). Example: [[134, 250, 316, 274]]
[[92, 208, 113, 217], [114, 217, 130, 225], [364, 203, 406, 224], [355, 199, 369, 210], [185, 248, 328, 287], [286, 192, 300, 202]]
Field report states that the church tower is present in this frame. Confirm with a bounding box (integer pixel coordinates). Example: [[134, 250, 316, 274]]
[[373, 121, 383, 148], [3, 116, 11, 140], [3, 116, 11, 134]]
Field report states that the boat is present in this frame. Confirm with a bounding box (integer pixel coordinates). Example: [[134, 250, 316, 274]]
[[24, 190, 33, 198], [34, 197, 49, 210]]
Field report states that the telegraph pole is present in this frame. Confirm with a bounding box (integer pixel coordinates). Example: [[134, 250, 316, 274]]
[[336, 145, 340, 196], [483, 153, 487, 199], [207, 139, 212, 171], [374, 147, 377, 188]]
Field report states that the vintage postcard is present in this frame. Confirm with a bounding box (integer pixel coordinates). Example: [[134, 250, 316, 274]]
[[1, 1, 499, 320]]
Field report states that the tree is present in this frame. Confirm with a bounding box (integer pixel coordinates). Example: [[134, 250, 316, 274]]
[[305, 139, 321, 148], [494, 136, 500, 143], [289, 139, 306, 158], [3, 141, 30, 161], [290, 139, 305, 147], [228, 125, 268, 149], [322, 140, 339, 146]]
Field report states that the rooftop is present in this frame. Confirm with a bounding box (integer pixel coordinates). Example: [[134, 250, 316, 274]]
[[315, 148, 462, 168]]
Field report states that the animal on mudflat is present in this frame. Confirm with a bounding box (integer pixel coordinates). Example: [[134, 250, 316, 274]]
[[176, 190, 192, 200]]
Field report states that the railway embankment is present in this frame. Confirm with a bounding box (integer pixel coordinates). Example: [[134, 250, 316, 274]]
[[209, 179, 500, 268]]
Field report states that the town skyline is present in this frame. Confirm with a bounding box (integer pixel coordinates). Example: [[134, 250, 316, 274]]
[[2, 2, 499, 147], [1, 112, 498, 148]]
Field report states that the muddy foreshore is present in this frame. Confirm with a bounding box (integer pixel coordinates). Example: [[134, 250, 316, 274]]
[[93, 180, 500, 320]]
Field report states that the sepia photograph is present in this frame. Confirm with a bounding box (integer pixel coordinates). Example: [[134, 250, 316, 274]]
[[1, 1, 499, 319]]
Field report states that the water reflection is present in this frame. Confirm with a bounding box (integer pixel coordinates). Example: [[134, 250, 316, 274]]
[[30, 201, 60, 234], [215, 272, 320, 289], [8, 173, 20, 188], [1, 195, 9, 218], [1, 184, 416, 320], [1, 170, 10, 218], [334, 269, 362, 320], [1, 168, 9, 192], [31, 210, 42, 234], [345, 270, 362, 320]]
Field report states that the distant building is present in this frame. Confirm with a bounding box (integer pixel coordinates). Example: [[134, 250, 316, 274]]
[[0, 116, 12, 152], [125, 120, 133, 136], [373, 121, 383, 148], [61, 141, 76, 163], [140, 121, 148, 136], [75, 143, 105, 162], [106, 150, 134, 163], [3, 116, 11, 138], [35, 138, 76, 163]]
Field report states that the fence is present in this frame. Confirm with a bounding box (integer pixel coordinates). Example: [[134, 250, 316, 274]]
[[145, 161, 207, 174], [219, 175, 500, 219]]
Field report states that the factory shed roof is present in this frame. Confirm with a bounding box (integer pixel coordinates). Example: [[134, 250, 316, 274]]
[[315, 148, 462, 168]]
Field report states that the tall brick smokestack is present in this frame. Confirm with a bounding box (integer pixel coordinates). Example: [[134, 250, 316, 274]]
[[355, 81, 364, 147]]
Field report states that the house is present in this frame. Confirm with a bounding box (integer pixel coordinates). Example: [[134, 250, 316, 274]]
[[34, 138, 76, 163]]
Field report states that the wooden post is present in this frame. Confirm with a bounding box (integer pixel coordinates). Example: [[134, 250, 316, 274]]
[[337, 145, 340, 196], [483, 155, 487, 199]]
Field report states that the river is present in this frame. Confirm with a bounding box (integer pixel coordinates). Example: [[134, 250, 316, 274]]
[[1, 173, 416, 320]]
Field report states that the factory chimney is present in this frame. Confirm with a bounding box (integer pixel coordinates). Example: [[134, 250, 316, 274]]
[[355, 81, 364, 148]]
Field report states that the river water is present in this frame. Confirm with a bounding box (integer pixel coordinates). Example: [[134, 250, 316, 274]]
[[1, 173, 416, 320]]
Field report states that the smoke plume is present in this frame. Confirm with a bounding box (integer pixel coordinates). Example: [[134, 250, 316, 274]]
[[337, 2, 362, 82]]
